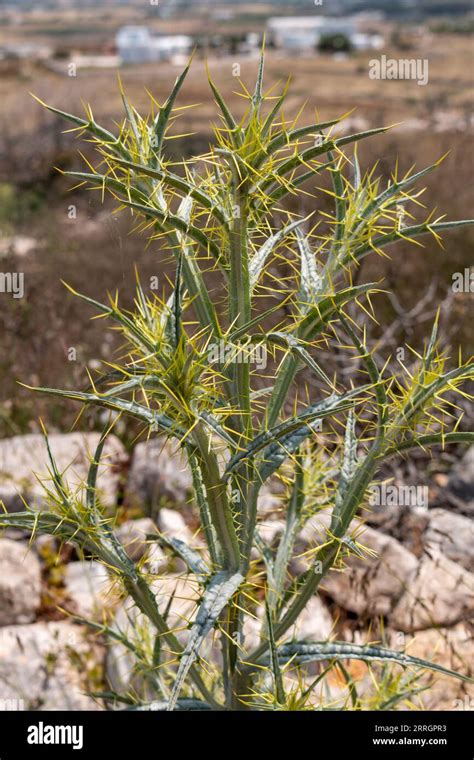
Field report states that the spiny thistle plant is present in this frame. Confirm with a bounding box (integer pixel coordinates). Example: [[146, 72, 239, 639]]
[[2, 52, 473, 711]]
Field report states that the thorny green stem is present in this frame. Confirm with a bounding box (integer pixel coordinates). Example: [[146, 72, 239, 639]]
[[193, 422, 240, 571], [226, 172, 255, 706]]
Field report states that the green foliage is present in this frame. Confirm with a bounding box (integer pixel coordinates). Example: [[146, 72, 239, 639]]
[[2, 52, 473, 711], [318, 34, 353, 53], [0, 182, 44, 232]]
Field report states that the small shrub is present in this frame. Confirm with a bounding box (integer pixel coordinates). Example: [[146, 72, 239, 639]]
[[318, 33, 352, 53]]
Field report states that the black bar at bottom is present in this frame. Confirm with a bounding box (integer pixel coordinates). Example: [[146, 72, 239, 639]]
[[0, 710, 471, 758]]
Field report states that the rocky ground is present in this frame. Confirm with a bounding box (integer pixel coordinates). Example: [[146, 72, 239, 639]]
[[0, 433, 472, 711]]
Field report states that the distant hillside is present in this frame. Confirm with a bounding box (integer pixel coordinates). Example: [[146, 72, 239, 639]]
[[2, 0, 473, 16]]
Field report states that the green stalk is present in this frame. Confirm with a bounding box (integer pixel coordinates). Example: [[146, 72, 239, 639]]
[[266, 353, 299, 428], [193, 422, 240, 571], [227, 175, 254, 553], [228, 184, 252, 428], [226, 172, 256, 707], [266, 456, 304, 614], [188, 450, 221, 567], [244, 446, 380, 674]]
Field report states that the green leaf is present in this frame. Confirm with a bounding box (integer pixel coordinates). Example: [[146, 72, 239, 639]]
[[330, 410, 358, 534], [267, 454, 305, 613], [265, 159, 335, 206], [148, 533, 210, 581], [336, 661, 359, 708], [254, 530, 275, 574], [265, 284, 377, 429], [338, 313, 387, 439], [258, 420, 321, 483], [382, 431, 474, 459], [258, 127, 389, 193], [120, 87, 140, 146], [41, 427, 72, 507], [198, 410, 236, 447], [249, 215, 312, 291], [171, 202, 221, 337], [90, 691, 136, 707], [228, 299, 288, 343], [64, 170, 148, 207], [108, 156, 228, 226], [165, 251, 184, 351], [400, 362, 474, 427], [61, 282, 158, 356], [74, 617, 144, 658], [326, 150, 346, 255], [349, 219, 474, 266], [207, 71, 240, 147], [359, 159, 444, 225], [252, 44, 265, 113], [135, 276, 155, 332], [118, 198, 224, 265], [86, 425, 109, 513], [152, 56, 193, 156], [256, 118, 342, 169], [225, 386, 369, 477], [23, 385, 184, 436], [260, 641, 474, 683], [265, 603, 286, 704], [33, 96, 131, 160], [298, 283, 378, 341], [265, 331, 334, 389], [260, 77, 290, 140], [168, 570, 244, 710], [0, 511, 123, 572], [296, 227, 322, 310], [422, 311, 440, 380]]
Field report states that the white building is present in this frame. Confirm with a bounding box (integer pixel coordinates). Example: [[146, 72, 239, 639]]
[[116, 26, 192, 65], [268, 17, 356, 50], [0, 42, 52, 61]]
